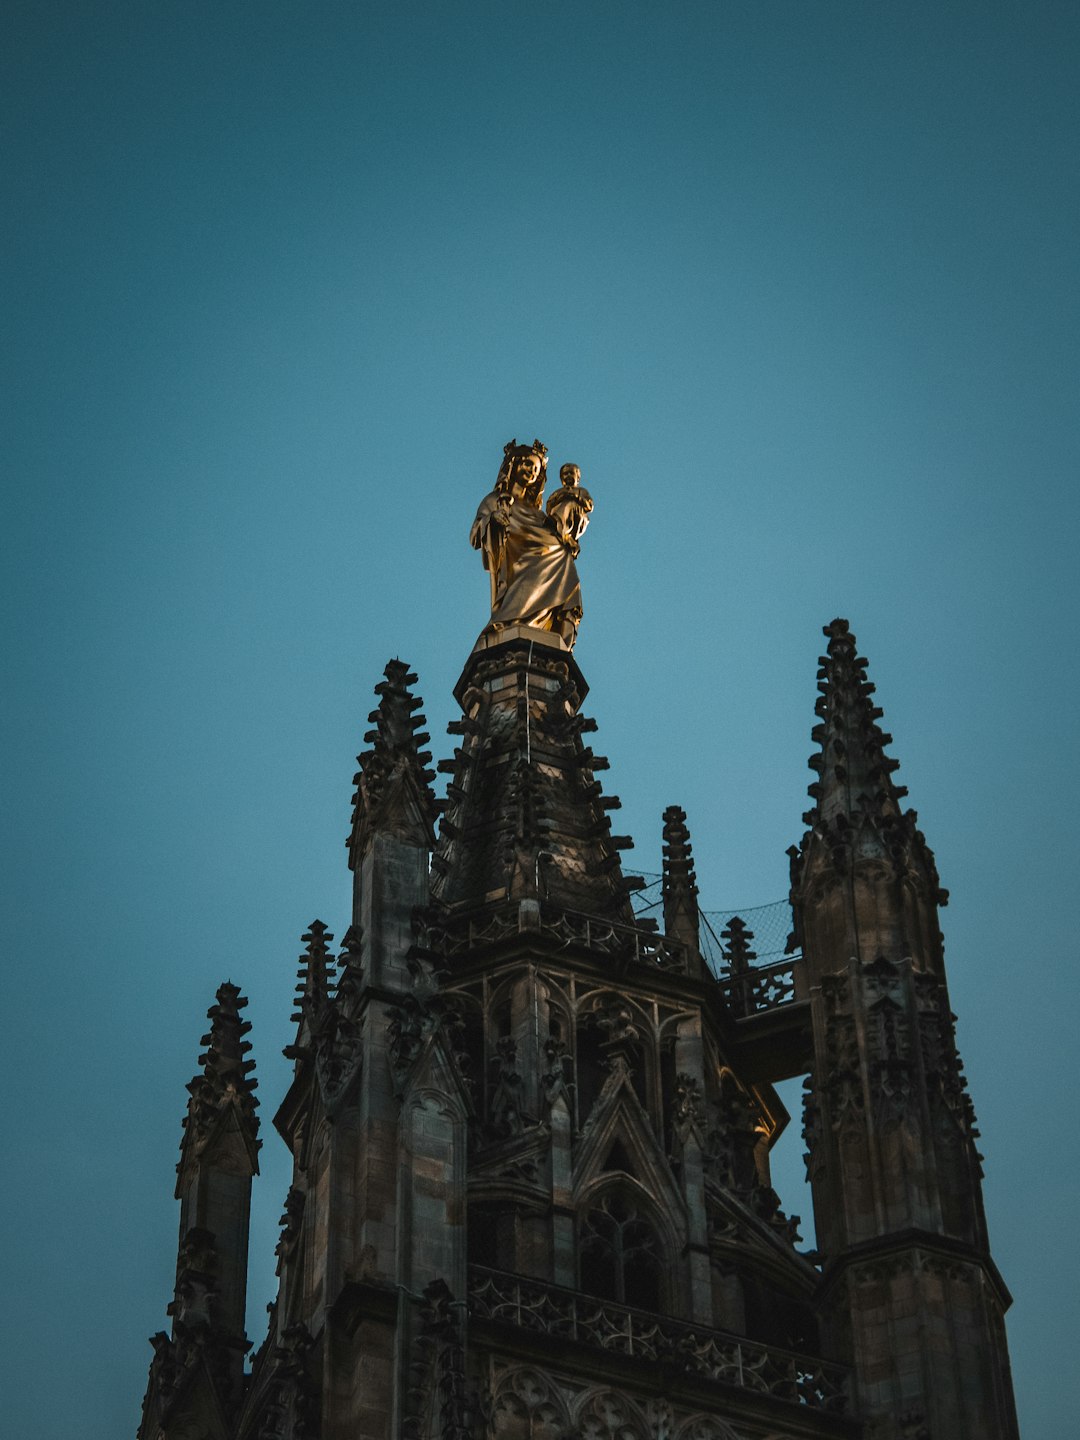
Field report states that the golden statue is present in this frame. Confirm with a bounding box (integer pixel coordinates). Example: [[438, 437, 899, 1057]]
[[470, 439, 592, 648]]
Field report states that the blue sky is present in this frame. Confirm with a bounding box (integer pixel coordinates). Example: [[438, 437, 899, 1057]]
[[3, 3, 1077, 1435]]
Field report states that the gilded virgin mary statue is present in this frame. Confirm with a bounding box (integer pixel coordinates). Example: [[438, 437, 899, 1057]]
[[470, 439, 593, 649]]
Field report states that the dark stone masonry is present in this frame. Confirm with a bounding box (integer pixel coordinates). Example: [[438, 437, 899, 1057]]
[[139, 622, 1019, 1440]]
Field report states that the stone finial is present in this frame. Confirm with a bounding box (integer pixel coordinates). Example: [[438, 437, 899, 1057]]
[[721, 916, 757, 975], [661, 805, 702, 973], [790, 619, 947, 903], [721, 917, 757, 1017], [348, 659, 438, 862], [176, 982, 260, 1197], [288, 920, 334, 1054], [186, 983, 259, 1133]]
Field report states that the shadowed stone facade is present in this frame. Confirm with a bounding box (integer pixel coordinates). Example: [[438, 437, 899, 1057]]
[[139, 625, 1019, 1440]]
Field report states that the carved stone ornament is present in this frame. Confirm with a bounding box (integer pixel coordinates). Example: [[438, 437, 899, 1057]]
[[489, 1366, 569, 1440], [823, 1014, 864, 1136], [671, 1072, 705, 1147], [573, 1387, 651, 1440], [314, 1008, 362, 1109], [488, 1035, 528, 1139], [256, 1324, 317, 1440], [673, 1419, 744, 1440]]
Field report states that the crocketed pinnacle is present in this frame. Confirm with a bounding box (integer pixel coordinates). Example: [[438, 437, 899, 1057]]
[[289, 920, 334, 1054], [178, 983, 259, 1172], [720, 916, 757, 977], [789, 619, 946, 899], [348, 659, 438, 861], [662, 806, 702, 972]]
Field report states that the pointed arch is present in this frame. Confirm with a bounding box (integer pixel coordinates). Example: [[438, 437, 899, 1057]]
[[571, 1386, 650, 1440], [674, 1418, 746, 1440], [489, 1366, 571, 1439], [578, 1183, 667, 1312]]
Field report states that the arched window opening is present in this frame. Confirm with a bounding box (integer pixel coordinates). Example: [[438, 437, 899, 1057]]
[[579, 1193, 663, 1312], [574, 1013, 606, 1126]]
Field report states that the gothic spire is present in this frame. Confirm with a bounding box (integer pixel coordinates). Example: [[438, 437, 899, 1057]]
[[662, 805, 702, 973], [142, 983, 261, 1440], [179, 982, 259, 1176], [431, 637, 639, 919], [791, 619, 946, 894], [348, 659, 438, 865], [289, 920, 334, 1056]]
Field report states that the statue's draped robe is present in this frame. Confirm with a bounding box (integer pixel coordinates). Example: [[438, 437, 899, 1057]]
[[472, 493, 582, 634]]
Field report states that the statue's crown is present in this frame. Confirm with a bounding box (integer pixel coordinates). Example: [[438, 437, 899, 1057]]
[[503, 437, 548, 463]]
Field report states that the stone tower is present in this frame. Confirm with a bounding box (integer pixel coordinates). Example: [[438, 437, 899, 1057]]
[[139, 625, 1019, 1440]]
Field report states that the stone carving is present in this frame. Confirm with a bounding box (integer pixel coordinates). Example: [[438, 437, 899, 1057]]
[[866, 994, 912, 1130], [471, 439, 589, 647], [468, 1269, 848, 1413], [315, 1007, 362, 1109], [428, 900, 683, 971], [542, 1034, 572, 1108], [387, 992, 430, 1082], [423, 1280, 474, 1440], [822, 1013, 863, 1135], [489, 1367, 569, 1440], [703, 1080, 760, 1193], [899, 1411, 931, 1440], [169, 1227, 219, 1335], [915, 973, 980, 1143], [671, 1073, 705, 1148], [801, 1077, 823, 1182], [256, 1324, 317, 1440], [274, 1187, 305, 1276], [594, 998, 641, 1048], [673, 1419, 744, 1440], [488, 1036, 527, 1138], [643, 1397, 675, 1440], [574, 1388, 650, 1440]]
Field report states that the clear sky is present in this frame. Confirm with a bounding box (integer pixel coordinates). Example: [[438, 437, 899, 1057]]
[[3, 3, 1077, 1436]]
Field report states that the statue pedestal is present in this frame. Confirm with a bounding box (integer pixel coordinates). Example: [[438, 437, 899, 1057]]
[[470, 622, 570, 655], [456, 627, 587, 709]]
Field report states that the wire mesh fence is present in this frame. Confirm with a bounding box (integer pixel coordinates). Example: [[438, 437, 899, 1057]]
[[627, 873, 797, 979]]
